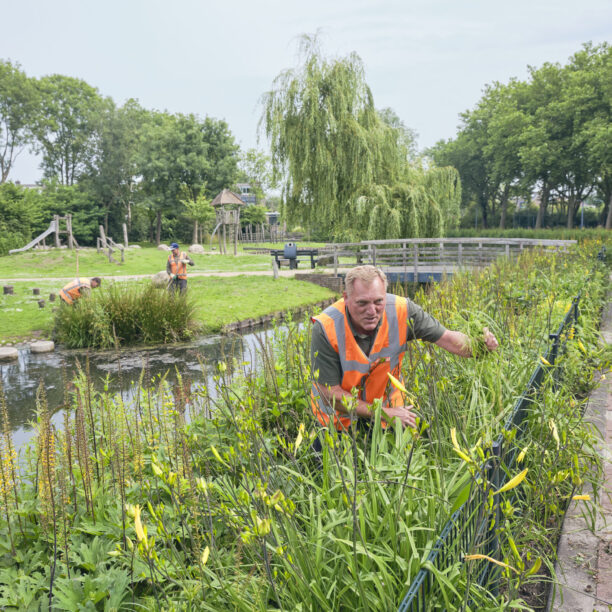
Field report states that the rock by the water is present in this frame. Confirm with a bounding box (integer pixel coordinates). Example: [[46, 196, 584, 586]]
[[30, 340, 55, 354], [189, 244, 206, 254], [152, 270, 170, 287], [0, 347, 18, 361]]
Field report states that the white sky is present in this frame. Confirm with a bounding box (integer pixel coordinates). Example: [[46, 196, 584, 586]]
[[2, 0, 610, 183]]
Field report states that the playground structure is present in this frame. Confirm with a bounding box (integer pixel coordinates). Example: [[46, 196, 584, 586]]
[[97, 224, 128, 264], [210, 189, 244, 255], [9, 215, 78, 254]]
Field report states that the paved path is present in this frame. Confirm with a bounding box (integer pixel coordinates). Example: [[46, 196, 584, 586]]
[[0, 269, 301, 283], [550, 291, 612, 611]]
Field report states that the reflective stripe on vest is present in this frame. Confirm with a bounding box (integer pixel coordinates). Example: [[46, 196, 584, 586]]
[[311, 294, 408, 429], [168, 252, 188, 279], [59, 278, 92, 305]]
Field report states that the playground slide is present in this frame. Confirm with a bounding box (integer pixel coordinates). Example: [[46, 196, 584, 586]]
[[9, 220, 57, 254]]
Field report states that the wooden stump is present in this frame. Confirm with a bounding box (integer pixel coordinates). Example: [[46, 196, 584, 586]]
[[33, 288, 40, 295], [37, 300, 45, 308], [3, 286, 13, 295], [49, 293, 56, 302]]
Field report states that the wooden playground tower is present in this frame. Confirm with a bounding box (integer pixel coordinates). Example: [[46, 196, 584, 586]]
[[210, 189, 245, 255]]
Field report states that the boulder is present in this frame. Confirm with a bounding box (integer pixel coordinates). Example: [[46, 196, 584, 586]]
[[0, 347, 18, 361], [157, 244, 171, 251], [188, 244, 206, 254], [152, 270, 171, 288], [30, 340, 55, 354], [129, 244, 141, 249]]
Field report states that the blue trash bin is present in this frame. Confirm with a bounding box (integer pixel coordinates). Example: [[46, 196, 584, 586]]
[[283, 242, 298, 269]]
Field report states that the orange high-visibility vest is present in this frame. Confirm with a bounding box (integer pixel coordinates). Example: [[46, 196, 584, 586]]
[[311, 294, 408, 430], [59, 278, 93, 305], [168, 252, 188, 280]]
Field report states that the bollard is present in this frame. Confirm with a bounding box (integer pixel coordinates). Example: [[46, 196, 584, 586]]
[[49, 293, 56, 302], [33, 288, 40, 295], [3, 286, 13, 295], [37, 300, 45, 309]]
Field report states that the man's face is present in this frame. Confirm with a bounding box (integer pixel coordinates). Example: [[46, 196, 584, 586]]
[[172, 248, 179, 256], [344, 277, 386, 335]]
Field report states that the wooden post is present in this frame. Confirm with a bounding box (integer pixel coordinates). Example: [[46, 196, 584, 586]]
[[37, 300, 45, 309], [49, 293, 56, 302], [372, 245, 377, 267], [32, 288, 40, 295], [3, 286, 13, 295], [333, 246, 338, 277], [54, 215, 60, 248], [505, 243, 510, 258], [413, 245, 418, 283], [66, 214, 74, 249], [402, 242, 406, 280], [458, 243, 463, 268], [123, 223, 129, 248], [99, 225, 107, 249]]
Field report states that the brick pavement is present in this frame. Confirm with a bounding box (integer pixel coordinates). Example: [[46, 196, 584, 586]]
[[550, 297, 612, 611]]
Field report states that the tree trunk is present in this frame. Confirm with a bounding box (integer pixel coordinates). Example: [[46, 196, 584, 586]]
[[478, 194, 488, 229], [498, 184, 511, 230], [156, 210, 162, 246], [535, 183, 549, 229], [193, 220, 198, 245], [566, 194, 576, 229], [606, 193, 612, 230]]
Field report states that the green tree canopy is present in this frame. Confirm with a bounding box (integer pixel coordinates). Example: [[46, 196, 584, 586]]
[[0, 60, 39, 183], [261, 36, 459, 240]]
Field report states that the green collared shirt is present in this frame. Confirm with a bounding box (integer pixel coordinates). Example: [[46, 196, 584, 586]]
[[311, 296, 446, 386]]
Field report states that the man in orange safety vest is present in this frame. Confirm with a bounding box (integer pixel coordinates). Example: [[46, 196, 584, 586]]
[[310, 265, 499, 432], [59, 277, 102, 305], [166, 242, 194, 294]]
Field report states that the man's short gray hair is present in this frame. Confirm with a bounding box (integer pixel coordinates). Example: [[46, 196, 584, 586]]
[[344, 265, 388, 295]]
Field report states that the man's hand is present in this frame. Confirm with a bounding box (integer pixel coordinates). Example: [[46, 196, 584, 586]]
[[382, 404, 417, 429], [482, 327, 499, 351]]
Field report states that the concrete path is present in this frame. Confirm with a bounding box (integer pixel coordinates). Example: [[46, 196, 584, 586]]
[[550, 293, 612, 611]]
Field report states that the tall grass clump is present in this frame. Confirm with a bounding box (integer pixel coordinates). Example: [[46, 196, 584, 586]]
[[0, 240, 608, 609], [53, 283, 199, 348]]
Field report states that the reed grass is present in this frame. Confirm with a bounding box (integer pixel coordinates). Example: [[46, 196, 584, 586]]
[[53, 283, 198, 348]]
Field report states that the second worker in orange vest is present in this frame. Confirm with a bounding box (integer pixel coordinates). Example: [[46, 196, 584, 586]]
[[59, 277, 102, 305], [311, 265, 499, 431], [167, 242, 194, 294]]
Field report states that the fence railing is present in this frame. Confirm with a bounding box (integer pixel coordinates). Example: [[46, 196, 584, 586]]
[[316, 238, 576, 279], [397, 246, 605, 610]]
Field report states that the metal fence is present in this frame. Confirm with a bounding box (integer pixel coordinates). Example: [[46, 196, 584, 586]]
[[397, 247, 605, 611]]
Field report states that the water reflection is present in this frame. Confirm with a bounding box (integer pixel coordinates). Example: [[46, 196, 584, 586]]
[[1, 329, 271, 453]]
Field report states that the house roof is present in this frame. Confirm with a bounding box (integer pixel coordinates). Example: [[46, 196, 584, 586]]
[[210, 189, 245, 207]]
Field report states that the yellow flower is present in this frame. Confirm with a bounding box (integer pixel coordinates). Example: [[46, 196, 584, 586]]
[[464, 553, 519, 574], [572, 494, 591, 501], [540, 356, 552, 367], [294, 423, 305, 454], [450, 428, 473, 464], [134, 505, 146, 543], [495, 468, 528, 495], [387, 372, 408, 394], [201, 546, 210, 566]]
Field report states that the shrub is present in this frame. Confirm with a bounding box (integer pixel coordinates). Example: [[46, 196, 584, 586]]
[[53, 282, 198, 348]]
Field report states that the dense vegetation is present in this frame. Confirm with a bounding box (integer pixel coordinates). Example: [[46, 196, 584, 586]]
[[430, 43, 611, 230], [0, 242, 607, 609], [53, 284, 199, 348]]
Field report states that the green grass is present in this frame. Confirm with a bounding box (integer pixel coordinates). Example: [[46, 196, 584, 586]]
[[0, 243, 327, 279], [0, 276, 337, 342]]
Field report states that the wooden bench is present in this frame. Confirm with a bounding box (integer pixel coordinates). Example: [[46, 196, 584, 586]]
[[270, 248, 319, 270]]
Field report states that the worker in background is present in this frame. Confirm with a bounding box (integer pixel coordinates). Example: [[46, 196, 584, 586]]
[[167, 242, 194, 294], [59, 277, 102, 305]]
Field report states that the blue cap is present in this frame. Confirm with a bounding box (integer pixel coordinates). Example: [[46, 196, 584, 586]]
[[170, 242, 179, 249]]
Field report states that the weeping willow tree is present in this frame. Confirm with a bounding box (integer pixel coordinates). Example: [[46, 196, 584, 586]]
[[261, 36, 461, 240]]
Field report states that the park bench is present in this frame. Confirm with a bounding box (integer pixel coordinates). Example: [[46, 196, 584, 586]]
[[270, 244, 319, 269]]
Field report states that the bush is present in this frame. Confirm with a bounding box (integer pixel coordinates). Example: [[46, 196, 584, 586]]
[[53, 283, 199, 348]]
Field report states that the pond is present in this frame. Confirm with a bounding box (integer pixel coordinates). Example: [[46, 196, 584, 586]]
[[1, 328, 273, 453]]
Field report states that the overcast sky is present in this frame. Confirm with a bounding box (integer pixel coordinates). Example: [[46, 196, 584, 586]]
[[2, 0, 610, 183]]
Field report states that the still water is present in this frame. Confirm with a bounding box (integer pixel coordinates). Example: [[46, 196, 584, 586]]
[[1, 329, 272, 453]]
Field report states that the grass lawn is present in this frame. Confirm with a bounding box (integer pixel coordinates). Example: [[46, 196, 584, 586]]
[[0, 242, 327, 279], [0, 275, 337, 343]]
